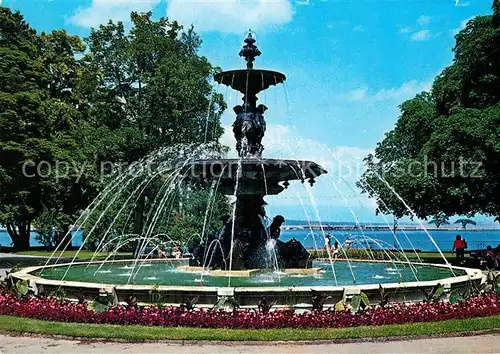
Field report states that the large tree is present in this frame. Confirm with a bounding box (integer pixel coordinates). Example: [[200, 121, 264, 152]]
[[357, 3, 500, 221], [79, 12, 228, 243], [0, 8, 98, 249], [80, 12, 226, 163]]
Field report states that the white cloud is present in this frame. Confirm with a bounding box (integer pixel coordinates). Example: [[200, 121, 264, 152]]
[[417, 15, 431, 26], [455, 0, 470, 7], [352, 25, 364, 32], [411, 29, 431, 41], [166, 0, 293, 34], [341, 79, 432, 103], [344, 88, 367, 101], [68, 0, 160, 28], [400, 15, 432, 41]]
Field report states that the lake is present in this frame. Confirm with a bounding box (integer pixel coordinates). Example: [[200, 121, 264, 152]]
[[280, 228, 500, 252], [1, 228, 498, 252]]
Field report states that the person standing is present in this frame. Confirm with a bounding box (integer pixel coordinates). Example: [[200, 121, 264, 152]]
[[452, 235, 466, 264], [332, 241, 340, 260], [324, 233, 332, 258]]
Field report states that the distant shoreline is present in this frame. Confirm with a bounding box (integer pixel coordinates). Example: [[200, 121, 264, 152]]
[[283, 225, 500, 232], [1, 226, 498, 233]]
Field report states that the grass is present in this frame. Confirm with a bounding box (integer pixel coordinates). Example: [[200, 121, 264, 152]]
[[405, 252, 455, 264], [312, 250, 456, 263], [0, 315, 498, 341], [406, 252, 454, 259], [15, 250, 132, 260]]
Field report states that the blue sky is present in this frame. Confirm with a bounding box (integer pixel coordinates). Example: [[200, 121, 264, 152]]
[[2, 0, 498, 224]]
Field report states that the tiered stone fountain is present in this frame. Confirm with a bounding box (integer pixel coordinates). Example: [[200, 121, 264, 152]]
[[188, 32, 327, 271]]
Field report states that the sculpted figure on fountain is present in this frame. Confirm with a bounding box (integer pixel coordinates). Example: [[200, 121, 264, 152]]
[[232, 103, 267, 158]]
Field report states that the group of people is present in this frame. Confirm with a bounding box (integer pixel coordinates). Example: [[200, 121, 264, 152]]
[[453, 234, 500, 269], [481, 244, 500, 269], [158, 242, 183, 259], [324, 234, 340, 260]]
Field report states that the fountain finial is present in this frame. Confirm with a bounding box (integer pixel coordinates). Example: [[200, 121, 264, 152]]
[[239, 30, 261, 69]]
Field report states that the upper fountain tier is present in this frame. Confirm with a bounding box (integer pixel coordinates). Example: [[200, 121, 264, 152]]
[[184, 31, 327, 197], [214, 69, 286, 97], [214, 32, 286, 102]]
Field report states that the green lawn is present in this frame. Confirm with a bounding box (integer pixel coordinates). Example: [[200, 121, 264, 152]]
[[405, 252, 454, 263], [0, 315, 498, 341], [405, 252, 454, 259], [16, 250, 132, 260]]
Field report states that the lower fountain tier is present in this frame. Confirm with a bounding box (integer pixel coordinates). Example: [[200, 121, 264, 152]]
[[183, 158, 327, 195]]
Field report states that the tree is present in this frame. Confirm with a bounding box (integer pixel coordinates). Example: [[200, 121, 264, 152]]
[[357, 3, 500, 221], [80, 12, 226, 163], [0, 9, 228, 249], [79, 12, 227, 241], [0, 8, 99, 249], [493, 0, 500, 27], [0, 8, 45, 249], [454, 219, 477, 229], [160, 188, 231, 247], [428, 214, 450, 228]]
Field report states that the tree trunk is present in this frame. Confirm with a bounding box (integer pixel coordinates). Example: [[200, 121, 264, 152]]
[[54, 224, 72, 249], [7, 222, 31, 250], [134, 194, 145, 237]]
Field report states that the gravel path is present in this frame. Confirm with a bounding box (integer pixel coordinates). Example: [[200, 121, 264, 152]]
[[0, 333, 499, 354]]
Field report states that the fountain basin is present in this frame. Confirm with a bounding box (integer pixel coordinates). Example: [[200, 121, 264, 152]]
[[10, 259, 484, 309]]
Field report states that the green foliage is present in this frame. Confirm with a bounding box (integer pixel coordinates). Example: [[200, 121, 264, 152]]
[[419, 283, 445, 303], [350, 292, 369, 313], [358, 6, 500, 220], [214, 296, 240, 312], [334, 299, 346, 312], [0, 275, 13, 292], [81, 12, 226, 163], [89, 292, 114, 312], [180, 296, 199, 311], [449, 288, 465, 304], [32, 208, 59, 247], [428, 214, 450, 228], [454, 219, 477, 229], [13, 279, 30, 299], [311, 289, 332, 311], [148, 285, 165, 308], [160, 188, 231, 246], [486, 271, 500, 293], [378, 285, 391, 308], [0, 8, 99, 249], [257, 297, 276, 313], [0, 9, 227, 250]]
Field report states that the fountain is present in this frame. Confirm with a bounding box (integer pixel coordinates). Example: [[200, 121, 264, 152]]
[[9, 33, 484, 309], [186, 32, 326, 271]]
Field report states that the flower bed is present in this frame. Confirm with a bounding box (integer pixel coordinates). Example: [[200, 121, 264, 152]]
[[1, 290, 499, 329]]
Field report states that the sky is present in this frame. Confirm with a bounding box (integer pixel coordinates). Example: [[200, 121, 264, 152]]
[[2, 0, 498, 224]]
